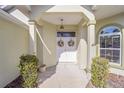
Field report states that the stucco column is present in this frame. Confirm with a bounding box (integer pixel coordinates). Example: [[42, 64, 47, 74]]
[[122, 29, 124, 68], [28, 20, 37, 55], [87, 21, 96, 70]]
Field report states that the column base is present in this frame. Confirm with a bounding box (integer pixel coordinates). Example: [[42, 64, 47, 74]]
[[79, 65, 86, 70]]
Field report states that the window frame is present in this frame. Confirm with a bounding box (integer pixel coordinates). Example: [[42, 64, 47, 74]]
[[99, 25, 122, 66]]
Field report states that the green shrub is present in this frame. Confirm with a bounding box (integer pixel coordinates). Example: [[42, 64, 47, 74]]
[[19, 54, 39, 88], [91, 57, 109, 88]]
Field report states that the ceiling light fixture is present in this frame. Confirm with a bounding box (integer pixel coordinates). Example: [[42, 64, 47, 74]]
[[60, 19, 64, 29]]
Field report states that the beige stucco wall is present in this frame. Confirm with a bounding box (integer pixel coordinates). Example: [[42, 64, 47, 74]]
[[96, 13, 124, 69], [37, 21, 57, 67], [0, 17, 29, 87], [77, 21, 87, 69]]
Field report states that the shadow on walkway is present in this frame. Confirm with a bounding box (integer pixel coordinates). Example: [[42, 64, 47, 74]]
[[38, 65, 57, 84]]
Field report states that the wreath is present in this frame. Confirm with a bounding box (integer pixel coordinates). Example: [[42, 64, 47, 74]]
[[58, 39, 64, 47], [68, 40, 75, 47]]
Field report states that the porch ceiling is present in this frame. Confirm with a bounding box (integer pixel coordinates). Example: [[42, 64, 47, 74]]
[[39, 12, 83, 25]]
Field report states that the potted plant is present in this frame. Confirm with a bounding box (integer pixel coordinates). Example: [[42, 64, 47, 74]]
[[39, 64, 46, 72]]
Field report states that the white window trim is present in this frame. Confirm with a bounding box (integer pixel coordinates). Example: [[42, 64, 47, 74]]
[[99, 26, 122, 66]]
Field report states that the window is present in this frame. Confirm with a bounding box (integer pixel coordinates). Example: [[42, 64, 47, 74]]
[[99, 26, 121, 65], [57, 32, 75, 37]]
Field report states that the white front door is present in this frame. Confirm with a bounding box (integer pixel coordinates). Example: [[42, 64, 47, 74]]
[[57, 32, 77, 63]]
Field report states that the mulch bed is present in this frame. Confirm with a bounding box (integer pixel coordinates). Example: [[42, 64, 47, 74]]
[[4, 76, 23, 88], [86, 73, 124, 88]]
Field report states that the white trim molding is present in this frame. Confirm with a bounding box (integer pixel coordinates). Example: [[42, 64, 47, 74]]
[[0, 9, 28, 29]]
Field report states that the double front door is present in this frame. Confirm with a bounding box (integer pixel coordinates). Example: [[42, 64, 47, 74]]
[[57, 32, 76, 62]]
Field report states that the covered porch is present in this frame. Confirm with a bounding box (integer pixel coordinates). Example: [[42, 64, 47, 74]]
[[28, 5, 96, 70], [27, 6, 96, 88]]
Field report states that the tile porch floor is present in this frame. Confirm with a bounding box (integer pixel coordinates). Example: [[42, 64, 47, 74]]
[[38, 63, 89, 88]]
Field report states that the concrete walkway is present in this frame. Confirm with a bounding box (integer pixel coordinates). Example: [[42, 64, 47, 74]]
[[38, 63, 89, 88]]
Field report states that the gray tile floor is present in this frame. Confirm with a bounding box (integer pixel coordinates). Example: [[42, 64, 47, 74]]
[[38, 63, 89, 88]]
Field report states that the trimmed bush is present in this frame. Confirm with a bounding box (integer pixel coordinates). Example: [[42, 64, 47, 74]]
[[18, 54, 39, 88], [91, 57, 109, 88]]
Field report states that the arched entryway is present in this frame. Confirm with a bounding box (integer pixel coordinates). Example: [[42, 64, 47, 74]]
[[28, 5, 96, 69], [27, 5, 96, 88]]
